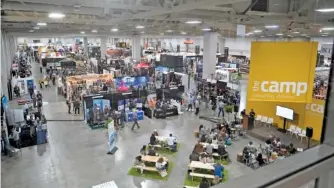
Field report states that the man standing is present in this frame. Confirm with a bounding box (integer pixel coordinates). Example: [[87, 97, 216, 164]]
[[131, 110, 140, 131], [217, 100, 224, 118], [195, 98, 200, 115]]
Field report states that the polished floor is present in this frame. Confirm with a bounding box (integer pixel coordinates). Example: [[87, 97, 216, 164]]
[[2, 62, 264, 188]]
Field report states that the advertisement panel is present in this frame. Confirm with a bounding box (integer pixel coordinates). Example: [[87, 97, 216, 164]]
[[247, 42, 318, 103]]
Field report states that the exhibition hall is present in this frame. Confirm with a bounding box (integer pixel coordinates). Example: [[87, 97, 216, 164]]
[[1, 0, 334, 188]]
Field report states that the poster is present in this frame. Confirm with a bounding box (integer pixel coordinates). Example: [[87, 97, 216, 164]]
[[136, 98, 143, 109], [114, 76, 148, 89], [27, 79, 34, 89], [108, 120, 117, 153], [118, 100, 124, 111], [93, 99, 103, 112], [124, 99, 130, 111]]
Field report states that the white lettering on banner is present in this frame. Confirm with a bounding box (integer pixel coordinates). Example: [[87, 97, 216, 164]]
[[254, 81, 308, 96], [306, 104, 324, 114]]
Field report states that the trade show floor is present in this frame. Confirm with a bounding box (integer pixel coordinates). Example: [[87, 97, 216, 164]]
[[2, 63, 263, 188]]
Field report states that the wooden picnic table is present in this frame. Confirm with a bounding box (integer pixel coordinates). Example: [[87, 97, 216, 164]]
[[141, 155, 168, 163]]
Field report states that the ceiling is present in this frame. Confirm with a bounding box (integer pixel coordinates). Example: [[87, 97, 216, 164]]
[[1, 0, 334, 37]]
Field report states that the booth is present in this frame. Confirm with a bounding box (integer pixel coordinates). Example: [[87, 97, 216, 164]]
[[12, 76, 35, 95]]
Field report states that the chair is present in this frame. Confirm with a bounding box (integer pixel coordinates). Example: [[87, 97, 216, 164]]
[[266, 118, 273, 128], [293, 127, 302, 139], [261, 116, 268, 126], [286, 125, 296, 136], [255, 115, 262, 127], [298, 130, 307, 143]]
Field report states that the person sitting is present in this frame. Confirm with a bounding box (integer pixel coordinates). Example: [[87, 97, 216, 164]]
[[206, 154, 214, 163], [199, 153, 207, 163], [199, 177, 210, 188], [288, 143, 297, 154], [217, 143, 228, 156], [153, 129, 159, 136], [134, 155, 145, 174], [14, 85, 20, 97], [213, 161, 224, 179], [193, 141, 204, 153], [140, 145, 147, 155], [200, 134, 207, 143], [166, 133, 177, 152], [148, 146, 157, 156], [247, 141, 257, 153], [205, 141, 213, 155], [273, 138, 281, 148], [243, 147, 250, 164], [256, 153, 265, 166], [156, 157, 168, 173], [189, 151, 200, 162], [150, 133, 157, 145]]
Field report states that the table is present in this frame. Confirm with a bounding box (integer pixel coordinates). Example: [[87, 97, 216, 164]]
[[141, 155, 168, 163], [92, 181, 118, 188], [188, 161, 214, 170], [154, 107, 178, 119], [200, 142, 218, 150], [155, 136, 168, 142]]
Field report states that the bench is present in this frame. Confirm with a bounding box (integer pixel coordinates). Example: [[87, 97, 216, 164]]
[[183, 186, 198, 188], [133, 165, 158, 172], [212, 152, 230, 162], [148, 144, 162, 148], [189, 172, 215, 181]]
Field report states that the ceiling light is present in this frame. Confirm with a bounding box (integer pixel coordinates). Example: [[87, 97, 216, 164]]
[[48, 13, 65, 19], [136, 25, 145, 29], [276, 33, 283, 36], [265, 25, 279, 29], [33, 26, 40, 30], [166, 30, 173, 33], [287, 35, 293, 37], [292, 31, 300, 34], [254, 30, 262, 33], [301, 34, 307, 36], [322, 27, 334, 31], [315, 8, 334, 12], [245, 32, 253, 36], [202, 28, 211, 31], [29, 30, 34, 32], [111, 28, 118, 32], [185, 20, 202, 24], [80, 31, 85, 34], [37, 22, 47, 26], [160, 33, 164, 35], [322, 33, 329, 35], [260, 36, 264, 38], [322, 34, 328, 37], [181, 31, 187, 35], [92, 30, 97, 33]]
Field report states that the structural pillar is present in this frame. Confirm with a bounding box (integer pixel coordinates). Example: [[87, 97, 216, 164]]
[[203, 32, 218, 79], [83, 36, 88, 56], [218, 38, 225, 54], [132, 35, 141, 62], [100, 36, 107, 60]]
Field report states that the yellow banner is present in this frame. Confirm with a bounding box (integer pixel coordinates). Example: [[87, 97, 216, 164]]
[[248, 42, 318, 103]]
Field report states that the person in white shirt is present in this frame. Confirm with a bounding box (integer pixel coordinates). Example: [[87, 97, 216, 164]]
[[167, 133, 177, 151], [12, 127, 21, 148]]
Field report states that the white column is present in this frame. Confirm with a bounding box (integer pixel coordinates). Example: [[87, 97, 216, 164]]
[[203, 32, 217, 79], [83, 37, 88, 56], [100, 36, 107, 60], [238, 80, 248, 114], [132, 35, 141, 62]]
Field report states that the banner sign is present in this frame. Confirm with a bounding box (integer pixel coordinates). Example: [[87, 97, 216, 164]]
[[247, 42, 317, 103]]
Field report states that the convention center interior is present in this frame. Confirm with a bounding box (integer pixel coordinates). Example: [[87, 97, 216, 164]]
[[1, 0, 334, 188]]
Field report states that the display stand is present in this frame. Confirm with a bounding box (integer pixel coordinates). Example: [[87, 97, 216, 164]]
[[107, 120, 118, 155]]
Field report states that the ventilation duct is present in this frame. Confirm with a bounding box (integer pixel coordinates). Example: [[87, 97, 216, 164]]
[[251, 0, 268, 12]]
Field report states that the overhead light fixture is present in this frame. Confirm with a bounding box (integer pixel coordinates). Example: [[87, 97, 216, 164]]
[[166, 30, 173, 33], [301, 33, 307, 36], [260, 36, 264, 38], [287, 35, 293, 37], [254, 30, 262, 33], [315, 8, 334, 12], [181, 31, 187, 35], [33, 26, 40, 30], [48, 13, 65, 19], [185, 20, 202, 24], [140, 31, 145, 34], [80, 31, 85, 34], [276, 33, 283, 36], [292, 31, 300, 34], [265, 25, 279, 29], [245, 32, 253, 36], [322, 34, 328, 37], [201, 28, 211, 31], [136, 25, 145, 29], [322, 27, 334, 31], [29, 30, 35, 32], [37, 22, 47, 26], [92, 30, 98, 33], [111, 28, 118, 32], [160, 33, 164, 35]]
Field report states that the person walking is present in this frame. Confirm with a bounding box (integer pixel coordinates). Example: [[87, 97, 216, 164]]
[[217, 100, 224, 118], [195, 98, 200, 115], [74, 98, 80, 115], [66, 99, 71, 114], [131, 111, 140, 131]]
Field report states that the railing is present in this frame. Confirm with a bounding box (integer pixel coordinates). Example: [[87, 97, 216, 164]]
[[213, 144, 334, 188]]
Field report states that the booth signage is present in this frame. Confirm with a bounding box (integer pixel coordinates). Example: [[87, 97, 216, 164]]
[[247, 42, 317, 103]]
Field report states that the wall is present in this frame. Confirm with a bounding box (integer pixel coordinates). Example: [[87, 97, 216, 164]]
[[1, 31, 16, 97]]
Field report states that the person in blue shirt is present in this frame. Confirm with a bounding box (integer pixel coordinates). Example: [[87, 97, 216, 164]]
[[131, 110, 140, 130], [213, 161, 224, 180]]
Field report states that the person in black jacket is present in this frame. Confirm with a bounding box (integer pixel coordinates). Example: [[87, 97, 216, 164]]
[[148, 146, 156, 156], [199, 177, 210, 188], [150, 133, 157, 145]]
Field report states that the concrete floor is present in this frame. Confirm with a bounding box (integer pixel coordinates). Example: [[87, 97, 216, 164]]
[[2, 62, 262, 188]]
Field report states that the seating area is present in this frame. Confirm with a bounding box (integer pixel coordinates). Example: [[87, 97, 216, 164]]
[[255, 115, 274, 128], [286, 125, 308, 143], [147, 130, 180, 155], [184, 124, 230, 187], [237, 133, 302, 170]]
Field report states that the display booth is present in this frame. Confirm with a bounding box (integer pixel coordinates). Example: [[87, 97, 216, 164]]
[[246, 41, 324, 141], [114, 76, 148, 92], [12, 76, 35, 95]]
